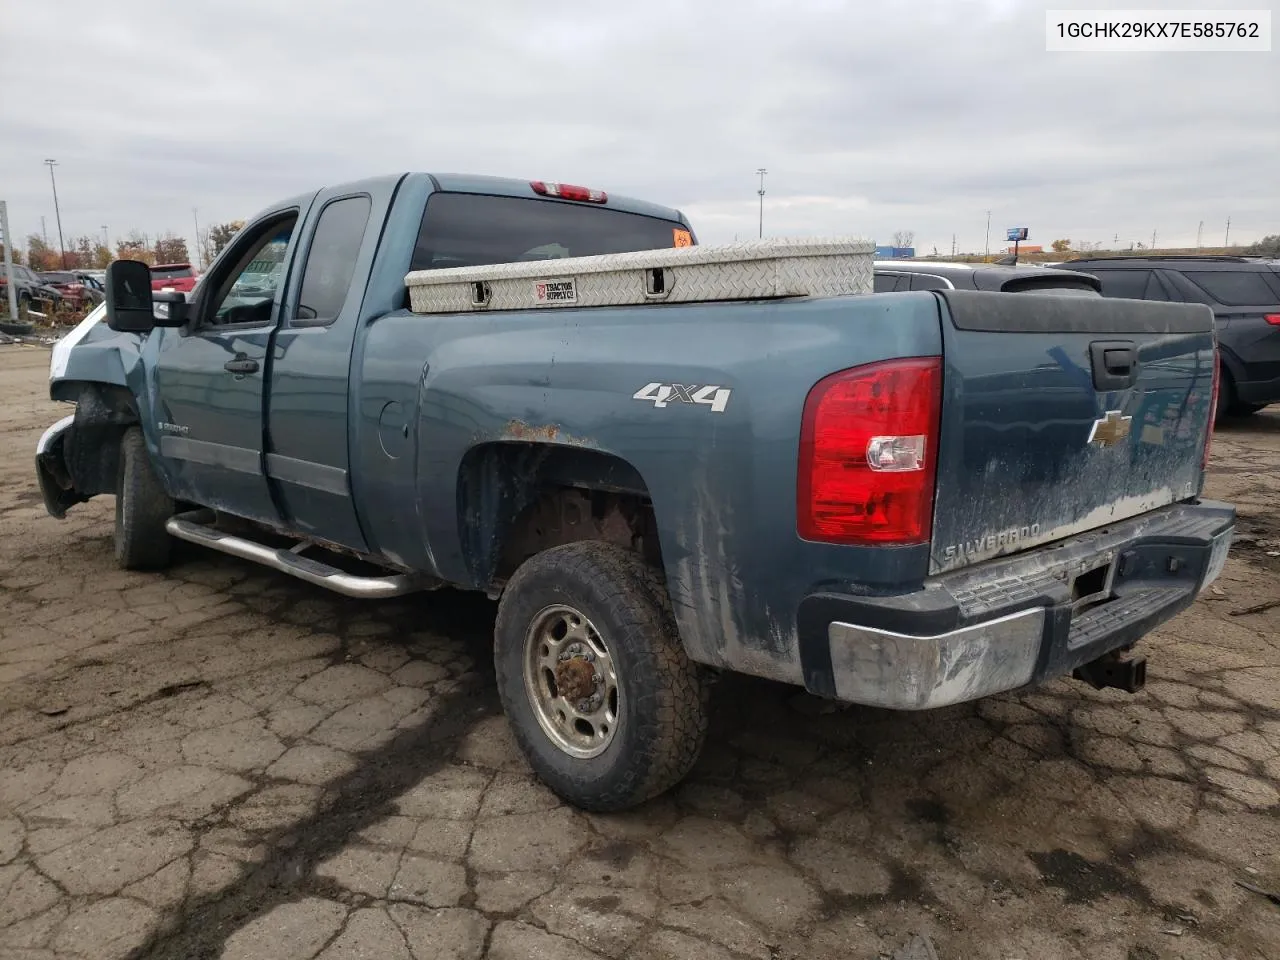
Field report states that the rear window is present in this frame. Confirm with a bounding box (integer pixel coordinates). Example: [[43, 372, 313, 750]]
[[1000, 276, 1101, 296], [410, 193, 690, 271], [151, 266, 193, 281], [1183, 270, 1280, 306], [41, 272, 77, 283]]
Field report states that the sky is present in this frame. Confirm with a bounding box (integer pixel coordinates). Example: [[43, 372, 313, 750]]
[[0, 0, 1276, 261]]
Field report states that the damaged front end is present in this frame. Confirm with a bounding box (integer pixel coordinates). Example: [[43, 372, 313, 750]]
[[35, 414, 86, 518]]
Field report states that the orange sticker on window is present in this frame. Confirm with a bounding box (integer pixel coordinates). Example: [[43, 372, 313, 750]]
[[673, 229, 693, 248]]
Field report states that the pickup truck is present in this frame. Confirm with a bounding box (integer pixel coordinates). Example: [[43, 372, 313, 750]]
[[35, 172, 1234, 811]]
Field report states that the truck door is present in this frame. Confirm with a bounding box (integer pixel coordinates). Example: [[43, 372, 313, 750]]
[[150, 203, 310, 525], [265, 176, 399, 551]]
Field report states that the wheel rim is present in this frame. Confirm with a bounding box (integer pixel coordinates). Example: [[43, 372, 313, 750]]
[[522, 603, 620, 759]]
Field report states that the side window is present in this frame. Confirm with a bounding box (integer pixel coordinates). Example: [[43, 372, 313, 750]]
[[873, 273, 904, 293], [909, 274, 949, 291], [1182, 270, 1280, 306], [1095, 269, 1153, 300], [1143, 272, 1180, 301], [295, 196, 373, 326], [203, 215, 298, 327]]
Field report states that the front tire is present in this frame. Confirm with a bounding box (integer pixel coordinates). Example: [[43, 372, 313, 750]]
[[114, 427, 174, 570], [494, 541, 709, 812]]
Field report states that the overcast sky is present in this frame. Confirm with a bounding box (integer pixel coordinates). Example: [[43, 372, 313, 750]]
[[1, 0, 1276, 260]]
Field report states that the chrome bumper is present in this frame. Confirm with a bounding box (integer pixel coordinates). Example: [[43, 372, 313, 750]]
[[804, 503, 1235, 711]]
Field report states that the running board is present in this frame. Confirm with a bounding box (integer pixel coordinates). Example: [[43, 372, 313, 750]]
[[165, 510, 425, 599]]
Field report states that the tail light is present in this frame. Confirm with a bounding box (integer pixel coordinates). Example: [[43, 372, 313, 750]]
[[1264, 314, 1280, 326], [798, 357, 943, 544], [531, 181, 608, 204], [1203, 348, 1220, 470]]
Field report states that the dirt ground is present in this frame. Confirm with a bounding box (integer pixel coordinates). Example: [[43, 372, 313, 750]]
[[1, 342, 1278, 960]]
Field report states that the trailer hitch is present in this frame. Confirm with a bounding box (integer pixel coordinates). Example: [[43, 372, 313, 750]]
[[1073, 649, 1147, 693]]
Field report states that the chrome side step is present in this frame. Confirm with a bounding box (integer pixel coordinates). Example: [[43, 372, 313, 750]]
[[165, 510, 424, 599]]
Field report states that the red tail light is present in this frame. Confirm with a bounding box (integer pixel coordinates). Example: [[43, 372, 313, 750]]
[[1264, 314, 1280, 326], [798, 357, 943, 544], [530, 181, 608, 204], [1203, 348, 1220, 470]]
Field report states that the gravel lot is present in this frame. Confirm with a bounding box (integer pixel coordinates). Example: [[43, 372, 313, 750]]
[[2, 343, 1278, 960]]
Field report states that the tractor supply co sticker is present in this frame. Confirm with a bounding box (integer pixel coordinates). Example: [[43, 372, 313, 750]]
[[673, 228, 693, 248], [534, 278, 577, 304]]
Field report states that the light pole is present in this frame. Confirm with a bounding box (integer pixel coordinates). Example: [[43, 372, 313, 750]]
[[192, 207, 201, 270], [1197, 220, 1203, 251], [756, 168, 767, 239], [984, 210, 991, 260], [43, 159, 67, 269]]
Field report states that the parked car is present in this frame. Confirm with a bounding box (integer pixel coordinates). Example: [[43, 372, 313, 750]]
[[38, 271, 106, 307], [873, 259, 1102, 294], [150, 262, 199, 293], [0, 264, 63, 310], [1057, 255, 1280, 420], [36, 172, 1233, 811]]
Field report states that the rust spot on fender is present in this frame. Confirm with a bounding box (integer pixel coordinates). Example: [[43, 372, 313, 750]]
[[503, 419, 598, 448]]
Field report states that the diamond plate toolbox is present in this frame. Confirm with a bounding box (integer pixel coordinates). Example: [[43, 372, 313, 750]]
[[405, 237, 875, 314]]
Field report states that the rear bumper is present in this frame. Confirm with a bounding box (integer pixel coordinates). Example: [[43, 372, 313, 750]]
[[1232, 373, 1280, 406], [797, 500, 1235, 710]]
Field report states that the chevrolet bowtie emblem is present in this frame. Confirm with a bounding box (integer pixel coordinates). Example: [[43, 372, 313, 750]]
[[1088, 410, 1132, 448]]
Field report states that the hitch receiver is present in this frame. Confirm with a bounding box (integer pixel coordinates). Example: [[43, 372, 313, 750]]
[[1073, 649, 1147, 693]]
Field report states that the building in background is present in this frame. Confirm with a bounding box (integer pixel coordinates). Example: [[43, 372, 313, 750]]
[[875, 245, 916, 258]]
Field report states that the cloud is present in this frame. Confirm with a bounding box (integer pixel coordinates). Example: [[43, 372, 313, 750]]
[[0, 0, 1275, 258]]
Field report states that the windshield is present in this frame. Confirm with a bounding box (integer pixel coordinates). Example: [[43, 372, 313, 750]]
[[410, 193, 691, 271]]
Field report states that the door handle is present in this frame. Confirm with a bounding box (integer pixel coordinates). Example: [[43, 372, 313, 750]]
[[224, 356, 259, 375]]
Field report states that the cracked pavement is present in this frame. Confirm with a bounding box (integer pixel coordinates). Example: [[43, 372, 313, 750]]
[[2, 344, 1278, 960]]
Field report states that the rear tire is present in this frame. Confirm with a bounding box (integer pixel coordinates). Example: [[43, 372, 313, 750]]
[[114, 427, 174, 570], [1215, 370, 1236, 424], [494, 541, 709, 812]]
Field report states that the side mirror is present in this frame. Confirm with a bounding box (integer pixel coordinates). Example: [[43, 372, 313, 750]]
[[152, 290, 190, 327], [104, 260, 157, 333]]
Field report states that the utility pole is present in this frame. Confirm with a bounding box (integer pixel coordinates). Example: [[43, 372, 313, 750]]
[[1, 202, 18, 320], [1151, 229, 1157, 251], [101, 225, 109, 250], [1224, 216, 1231, 247], [192, 207, 201, 270], [984, 211, 991, 259], [41, 217, 48, 247], [1197, 220, 1203, 250], [43, 159, 67, 269], [756, 168, 767, 239], [951, 234, 956, 257]]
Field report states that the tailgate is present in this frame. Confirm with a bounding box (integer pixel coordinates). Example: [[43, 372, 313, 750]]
[[930, 290, 1216, 575]]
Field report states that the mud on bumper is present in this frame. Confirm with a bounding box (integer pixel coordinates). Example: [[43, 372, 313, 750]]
[[797, 500, 1235, 710]]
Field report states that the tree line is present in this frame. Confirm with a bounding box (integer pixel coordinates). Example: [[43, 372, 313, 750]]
[[2, 221, 246, 272]]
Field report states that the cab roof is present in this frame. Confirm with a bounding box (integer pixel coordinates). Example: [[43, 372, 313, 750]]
[[425, 173, 687, 224]]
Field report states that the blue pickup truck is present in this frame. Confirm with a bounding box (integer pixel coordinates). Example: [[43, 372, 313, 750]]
[[36, 172, 1234, 810]]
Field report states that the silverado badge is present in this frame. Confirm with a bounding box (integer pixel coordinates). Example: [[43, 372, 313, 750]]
[[1087, 410, 1132, 448]]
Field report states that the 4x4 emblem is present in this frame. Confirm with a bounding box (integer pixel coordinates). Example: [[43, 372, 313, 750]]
[[1088, 410, 1132, 448]]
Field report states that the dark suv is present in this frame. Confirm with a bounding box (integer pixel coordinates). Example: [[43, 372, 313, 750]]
[[1058, 256, 1280, 420], [874, 259, 1103, 295]]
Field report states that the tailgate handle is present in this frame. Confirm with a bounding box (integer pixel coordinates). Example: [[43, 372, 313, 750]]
[[1089, 340, 1138, 391]]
